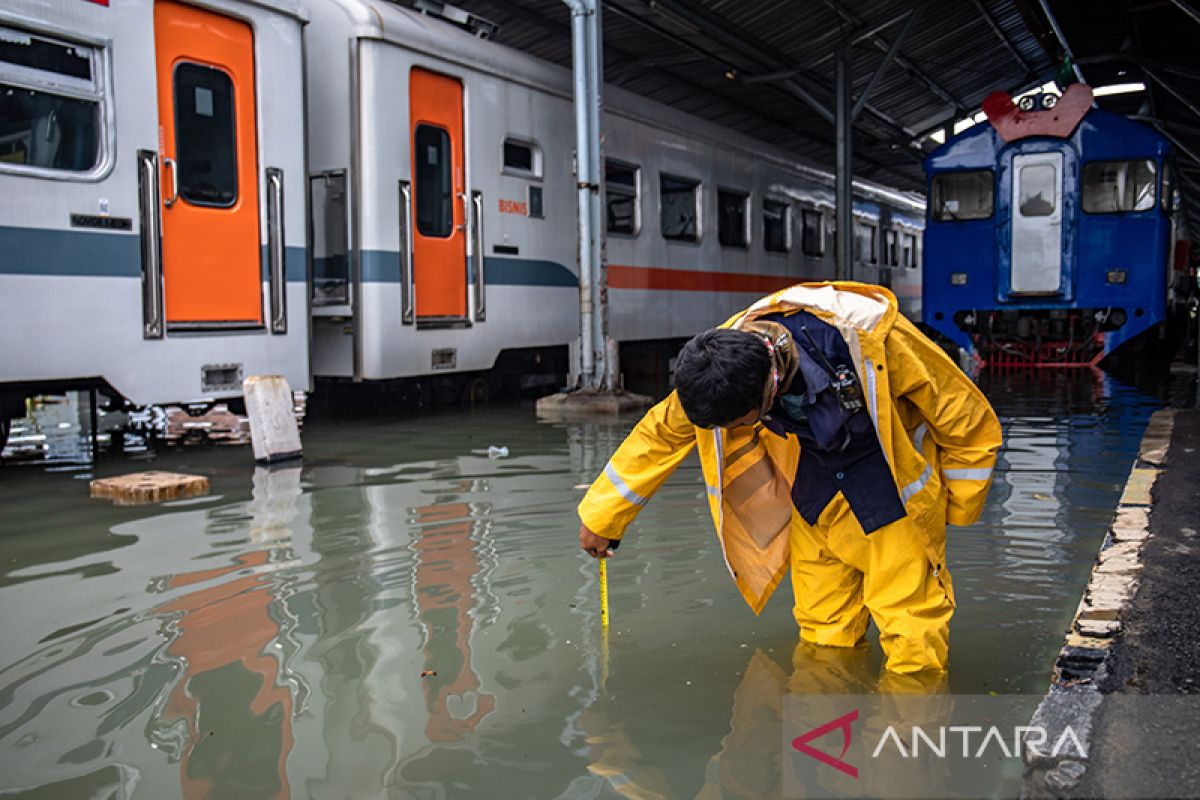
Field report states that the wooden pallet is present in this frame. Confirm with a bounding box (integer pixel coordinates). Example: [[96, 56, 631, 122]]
[[90, 471, 210, 506]]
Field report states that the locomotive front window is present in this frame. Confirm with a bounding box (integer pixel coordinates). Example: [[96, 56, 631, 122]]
[[173, 63, 238, 207], [660, 174, 700, 242], [0, 27, 104, 175], [763, 200, 790, 253], [1082, 159, 1156, 214], [930, 170, 993, 221], [1017, 164, 1057, 217], [718, 189, 749, 248], [605, 160, 639, 235], [414, 124, 453, 237]]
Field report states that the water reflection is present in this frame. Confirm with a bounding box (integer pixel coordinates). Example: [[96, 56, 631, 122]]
[[0, 373, 1165, 798]]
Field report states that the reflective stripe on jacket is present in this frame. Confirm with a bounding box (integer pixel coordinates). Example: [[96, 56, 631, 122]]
[[577, 282, 1003, 614]]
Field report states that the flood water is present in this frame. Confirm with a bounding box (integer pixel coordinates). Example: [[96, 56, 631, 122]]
[[0, 371, 1165, 798]]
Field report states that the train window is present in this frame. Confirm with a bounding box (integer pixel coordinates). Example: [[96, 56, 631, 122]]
[[528, 185, 544, 219], [854, 222, 878, 264], [1161, 161, 1173, 213], [605, 160, 639, 235], [310, 171, 349, 306], [763, 199, 790, 253], [885, 230, 898, 265], [930, 170, 993, 221], [502, 138, 541, 178], [414, 124, 453, 237], [661, 174, 700, 242], [718, 189, 749, 248], [1017, 163, 1057, 217], [0, 27, 104, 175], [1082, 160, 1157, 214], [174, 63, 238, 207], [801, 209, 824, 257], [902, 232, 917, 269]]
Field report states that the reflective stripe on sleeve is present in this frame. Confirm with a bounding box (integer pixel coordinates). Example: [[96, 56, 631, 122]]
[[604, 461, 649, 506], [900, 462, 933, 504], [864, 358, 879, 432], [943, 467, 994, 481], [911, 422, 928, 452]]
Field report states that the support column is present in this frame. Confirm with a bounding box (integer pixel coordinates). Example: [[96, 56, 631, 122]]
[[835, 47, 853, 282], [565, 0, 607, 390]]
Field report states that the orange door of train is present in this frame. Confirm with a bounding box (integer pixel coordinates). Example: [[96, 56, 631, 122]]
[[155, 1, 263, 326], [410, 68, 468, 320]]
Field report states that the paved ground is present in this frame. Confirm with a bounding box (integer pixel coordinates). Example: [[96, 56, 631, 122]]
[[1075, 409, 1200, 799]]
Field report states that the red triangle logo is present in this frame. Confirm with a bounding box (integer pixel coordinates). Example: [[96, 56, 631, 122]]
[[791, 709, 859, 778]]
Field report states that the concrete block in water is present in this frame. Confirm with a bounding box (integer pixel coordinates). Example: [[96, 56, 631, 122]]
[[90, 471, 209, 505], [1024, 683, 1100, 768], [244, 376, 302, 464], [1076, 618, 1121, 637]]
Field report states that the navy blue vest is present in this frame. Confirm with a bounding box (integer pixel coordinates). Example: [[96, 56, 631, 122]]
[[758, 311, 907, 534]]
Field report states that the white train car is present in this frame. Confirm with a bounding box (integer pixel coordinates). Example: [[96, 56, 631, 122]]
[[0, 0, 310, 433], [302, 1, 924, 388]]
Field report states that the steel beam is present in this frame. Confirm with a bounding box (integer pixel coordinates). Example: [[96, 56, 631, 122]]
[[968, 0, 1036, 76], [819, 0, 965, 110], [852, 8, 918, 121], [1034, 0, 1086, 83], [835, 47, 853, 283], [1145, 70, 1200, 126], [1168, 0, 1200, 26]]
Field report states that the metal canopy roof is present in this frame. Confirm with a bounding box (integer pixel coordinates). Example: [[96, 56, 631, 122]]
[[403, 0, 1197, 233]]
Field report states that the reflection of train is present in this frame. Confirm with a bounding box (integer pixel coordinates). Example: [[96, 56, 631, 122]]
[[1, 0, 924, 439], [922, 84, 1181, 367]]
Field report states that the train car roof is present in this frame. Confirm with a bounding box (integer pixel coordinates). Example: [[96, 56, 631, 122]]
[[396, 0, 1196, 237], [322, 0, 925, 212]]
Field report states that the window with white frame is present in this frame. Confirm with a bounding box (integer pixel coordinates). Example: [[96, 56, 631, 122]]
[[0, 26, 106, 175]]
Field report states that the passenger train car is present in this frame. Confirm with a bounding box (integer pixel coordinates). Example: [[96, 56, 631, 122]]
[[922, 84, 1178, 366], [0, 0, 310, 439], [1, 0, 926, 443], [303, 0, 925, 389]]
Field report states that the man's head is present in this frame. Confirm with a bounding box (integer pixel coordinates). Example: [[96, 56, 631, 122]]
[[674, 329, 771, 428]]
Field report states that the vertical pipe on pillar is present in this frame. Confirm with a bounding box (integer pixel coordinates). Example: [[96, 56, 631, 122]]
[[566, 0, 596, 388], [835, 47, 853, 282], [584, 0, 611, 390]]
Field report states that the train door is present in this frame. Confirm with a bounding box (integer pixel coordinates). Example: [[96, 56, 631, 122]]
[[1010, 152, 1063, 294], [409, 68, 468, 321], [154, 1, 263, 327]]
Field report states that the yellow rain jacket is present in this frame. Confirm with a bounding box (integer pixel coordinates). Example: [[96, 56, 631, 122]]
[[578, 282, 1002, 615]]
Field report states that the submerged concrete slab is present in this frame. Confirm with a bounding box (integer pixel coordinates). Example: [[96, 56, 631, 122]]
[[536, 389, 655, 418]]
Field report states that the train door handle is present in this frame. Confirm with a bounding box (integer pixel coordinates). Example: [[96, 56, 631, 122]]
[[162, 157, 179, 208], [457, 192, 467, 232]]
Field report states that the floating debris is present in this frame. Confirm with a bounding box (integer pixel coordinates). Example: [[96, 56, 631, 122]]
[[90, 471, 210, 506]]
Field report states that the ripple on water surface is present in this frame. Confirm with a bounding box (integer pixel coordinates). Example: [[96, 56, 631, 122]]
[[0, 371, 1164, 798]]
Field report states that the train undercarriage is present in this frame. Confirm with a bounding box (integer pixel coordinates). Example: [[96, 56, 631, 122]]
[[952, 307, 1132, 367]]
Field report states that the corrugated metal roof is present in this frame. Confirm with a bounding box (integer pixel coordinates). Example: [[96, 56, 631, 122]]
[[399, 0, 1196, 232]]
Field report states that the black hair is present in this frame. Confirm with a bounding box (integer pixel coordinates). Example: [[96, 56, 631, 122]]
[[674, 329, 771, 428]]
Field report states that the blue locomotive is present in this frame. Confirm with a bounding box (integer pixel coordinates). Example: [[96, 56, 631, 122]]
[[922, 84, 1178, 366]]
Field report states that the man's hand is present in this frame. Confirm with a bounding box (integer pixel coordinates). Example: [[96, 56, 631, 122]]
[[579, 524, 617, 558]]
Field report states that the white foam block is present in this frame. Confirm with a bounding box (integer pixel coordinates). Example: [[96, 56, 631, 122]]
[[244, 375, 302, 464]]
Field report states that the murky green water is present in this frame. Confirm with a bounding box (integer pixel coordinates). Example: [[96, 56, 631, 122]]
[[0, 372, 1163, 798]]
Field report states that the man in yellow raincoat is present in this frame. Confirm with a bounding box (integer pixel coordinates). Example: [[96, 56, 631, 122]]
[[577, 282, 1002, 674]]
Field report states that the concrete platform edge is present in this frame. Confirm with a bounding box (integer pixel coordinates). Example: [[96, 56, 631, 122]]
[[1020, 408, 1176, 799]]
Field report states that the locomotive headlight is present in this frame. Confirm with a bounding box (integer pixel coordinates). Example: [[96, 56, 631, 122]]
[[1106, 269, 1127, 284], [951, 272, 969, 286]]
